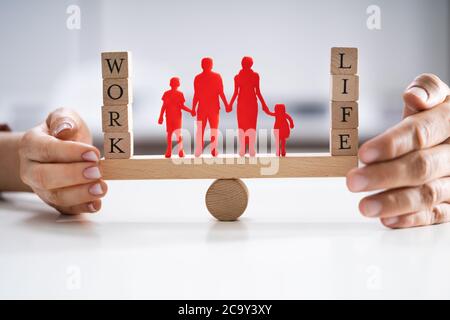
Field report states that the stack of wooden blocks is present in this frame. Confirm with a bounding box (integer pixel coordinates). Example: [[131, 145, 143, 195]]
[[101, 52, 134, 159], [330, 47, 359, 157]]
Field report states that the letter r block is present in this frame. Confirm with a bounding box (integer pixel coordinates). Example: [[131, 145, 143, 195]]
[[101, 51, 131, 79], [331, 75, 359, 101], [103, 132, 133, 159], [331, 101, 358, 129], [331, 129, 358, 156], [102, 105, 132, 133], [103, 78, 132, 105]]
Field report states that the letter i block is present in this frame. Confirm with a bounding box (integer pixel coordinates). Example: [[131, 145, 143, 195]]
[[331, 129, 358, 156], [102, 105, 132, 132], [103, 132, 133, 159], [331, 75, 359, 101], [103, 78, 132, 105], [331, 101, 358, 129], [101, 51, 131, 79]]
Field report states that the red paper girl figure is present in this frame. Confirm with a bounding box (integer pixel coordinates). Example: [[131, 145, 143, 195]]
[[158, 77, 195, 158], [266, 104, 295, 157], [229, 56, 270, 157]]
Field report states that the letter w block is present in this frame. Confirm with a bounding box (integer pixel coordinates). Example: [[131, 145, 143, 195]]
[[101, 52, 131, 79]]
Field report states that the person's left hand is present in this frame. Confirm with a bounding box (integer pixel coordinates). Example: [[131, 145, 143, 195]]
[[347, 74, 450, 229]]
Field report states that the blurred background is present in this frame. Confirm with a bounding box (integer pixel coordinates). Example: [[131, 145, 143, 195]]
[[0, 0, 449, 154]]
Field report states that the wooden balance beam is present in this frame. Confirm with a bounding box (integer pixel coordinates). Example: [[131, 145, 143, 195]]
[[99, 153, 358, 180]]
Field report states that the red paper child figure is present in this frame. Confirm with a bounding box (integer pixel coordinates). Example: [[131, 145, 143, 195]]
[[192, 57, 228, 157], [265, 104, 294, 157], [158, 77, 195, 158], [229, 56, 270, 157]]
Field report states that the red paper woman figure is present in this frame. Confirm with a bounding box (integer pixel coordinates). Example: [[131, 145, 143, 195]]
[[158, 77, 195, 158], [229, 56, 270, 157], [266, 104, 294, 157]]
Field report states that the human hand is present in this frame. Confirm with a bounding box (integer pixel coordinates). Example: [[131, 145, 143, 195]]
[[347, 74, 450, 229], [158, 117, 163, 125], [19, 108, 107, 215], [191, 109, 196, 117]]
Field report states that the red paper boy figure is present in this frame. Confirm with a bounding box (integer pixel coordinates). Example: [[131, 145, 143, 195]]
[[266, 104, 294, 157], [158, 77, 195, 158]]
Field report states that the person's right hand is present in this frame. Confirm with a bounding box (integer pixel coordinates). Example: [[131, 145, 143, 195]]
[[347, 74, 450, 229], [19, 108, 107, 215], [158, 117, 163, 125]]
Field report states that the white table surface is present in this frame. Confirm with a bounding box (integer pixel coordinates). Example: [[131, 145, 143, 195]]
[[1, 178, 450, 299]]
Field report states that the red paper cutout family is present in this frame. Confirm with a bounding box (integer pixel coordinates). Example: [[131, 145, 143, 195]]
[[158, 57, 295, 158]]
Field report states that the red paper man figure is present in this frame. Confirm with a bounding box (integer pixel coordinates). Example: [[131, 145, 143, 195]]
[[266, 104, 294, 157], [192, 57, 228, 157], [229, 56, 270, 157], [158, 77, 195, 158]]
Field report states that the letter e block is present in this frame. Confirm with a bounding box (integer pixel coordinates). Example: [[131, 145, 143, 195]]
[[103, 132, 133, 159], [102, 105, 132, 133], [330, 47, 358, 75], [331, 101, 358, 129], [331, 75, 359, 101], [101, 51, 131, 79], [331, 129, 358, 156], [103, 78, 132, 105]]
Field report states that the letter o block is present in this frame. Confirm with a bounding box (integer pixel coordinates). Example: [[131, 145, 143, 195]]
[[103, 78, 132, 105]]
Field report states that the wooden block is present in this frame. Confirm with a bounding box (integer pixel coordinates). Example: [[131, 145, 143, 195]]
[[331, 101, 358, 129], [331, 129, 358, 156], [205, 179, 248, 221], [330, 47, 358, 75], [99, 153, 358, 179], [331, 75, 359, 101], [102, 105, 132, 132], [103, 78, 132, 105], [103, 132, 133, 159], [101, 51, 131, 79]]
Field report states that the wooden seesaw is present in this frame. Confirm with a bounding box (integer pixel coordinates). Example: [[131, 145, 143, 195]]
[[99, 48, 359, 221]]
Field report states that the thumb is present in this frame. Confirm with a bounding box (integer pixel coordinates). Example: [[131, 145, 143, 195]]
[[46, 108, 92, 144], [403, 73, 449, 117]]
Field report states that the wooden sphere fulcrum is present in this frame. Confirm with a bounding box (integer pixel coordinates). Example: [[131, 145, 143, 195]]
[[205, 179, 249, 221]]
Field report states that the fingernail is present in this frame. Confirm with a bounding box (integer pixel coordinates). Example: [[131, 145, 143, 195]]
[[348, 173, 369, 192], [361, 148, 379, 163], [89, 183, 103, 196], [52, 121, 73, 136], [384, 217, 399, 226], [362, 200, 382, 217], [83, 167, 101, 180], [82, 151, 99, 162], [407, 87, 428, 103], [88, 202, 97, 212]]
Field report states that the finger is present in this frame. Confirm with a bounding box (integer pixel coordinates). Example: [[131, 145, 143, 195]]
[[46, 107, 92, 143], [38, 180, 108, 207], [380, 203, 450, 229], [347, 144, 450, 192], [358, 97, 450, 164], [359, 177, 450, 218], [403, 73, 450, 117], [22, 161, 102, 190], [56, 199, 102, 215], [20, 126, 100, 163]]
